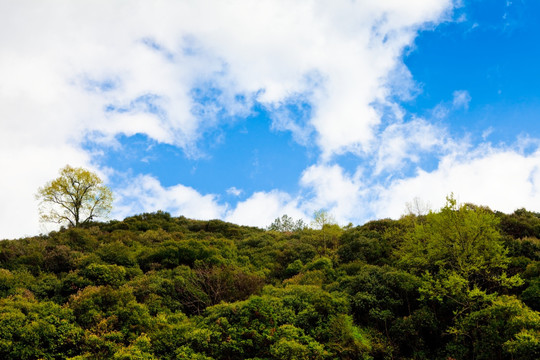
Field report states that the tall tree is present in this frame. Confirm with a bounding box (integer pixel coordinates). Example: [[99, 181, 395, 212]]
[[36, 165, 113, 227], [399, 195, 508, 282], [311, 210, 338, 253]]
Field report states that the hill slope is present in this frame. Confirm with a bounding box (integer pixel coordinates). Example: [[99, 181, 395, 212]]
[[0, 205, 539, 359]]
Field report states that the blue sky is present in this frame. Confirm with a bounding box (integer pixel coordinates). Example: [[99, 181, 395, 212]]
[[404, 0, 540, 142], [2, 0, 540, 238]]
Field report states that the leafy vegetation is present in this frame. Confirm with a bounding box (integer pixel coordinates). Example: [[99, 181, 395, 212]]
[[0, 198, 539, 359], [36, 165, 113, 227]]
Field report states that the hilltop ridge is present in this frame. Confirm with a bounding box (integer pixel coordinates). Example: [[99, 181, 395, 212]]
[[0, 205, 539, 359]]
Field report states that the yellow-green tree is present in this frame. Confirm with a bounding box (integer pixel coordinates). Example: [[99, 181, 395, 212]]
[[399, 195, 509, 284], [36, 165, 113, 227], [311, 210, 341, 254]]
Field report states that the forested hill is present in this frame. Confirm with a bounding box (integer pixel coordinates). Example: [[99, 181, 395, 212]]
[[1, 202, 539, 359]]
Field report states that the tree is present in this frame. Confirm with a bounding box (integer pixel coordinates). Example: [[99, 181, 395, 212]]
[[36, 165, 113, 227], [449, 295, 540, 360], [398, 195, 524, 356], [268, 214, 306, 232], [399, 195, 509, 283], [311, 210, 339, 253], [404, 196, 431, 216]]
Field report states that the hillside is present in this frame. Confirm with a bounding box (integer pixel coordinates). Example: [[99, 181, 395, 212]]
[[0, 202, 539, 359]]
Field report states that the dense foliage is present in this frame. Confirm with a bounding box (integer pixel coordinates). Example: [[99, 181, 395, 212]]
[[1, 200, 539, 359]]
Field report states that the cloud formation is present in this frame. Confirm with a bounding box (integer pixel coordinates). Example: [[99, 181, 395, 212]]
[[115, 175, 226, 221], [0, 0, 457, 237], [0, 0, 454, 152], [374, 144, 540, 219], [452, 90, 472, 110], [107, 139, 540, 230], [9, 1, 540, 237]]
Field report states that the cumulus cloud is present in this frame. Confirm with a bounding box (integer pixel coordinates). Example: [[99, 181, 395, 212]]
[[24, 141, 540, 238], [373, 118, 454, 175], [224, 142, 540, 229], [225, 191, 305, 228], [0, 0, 462, 237], [114, 175, 226, 220], [2, 0, 453, 154], [300, 164, 366, 223], [291, 142, 540, 226], [373, 144, 540, 219]]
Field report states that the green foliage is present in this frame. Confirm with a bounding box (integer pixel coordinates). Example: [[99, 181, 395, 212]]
[[82, 263, 127, 287], [311, 210, 341, 254], [0, 269, 15, 297], [338, 264, 421, 332], [398, 196, 517, 319], [326, 314, 372, 359], [338, 227, 392, 265], [399, 196, 508, 280], [268, 214, 306, 233], [522, 278, 540, 310], [68, 286, 152, 338], [112, 334, 156, 360], [36, 165, 113, 227], [498, 208, 540, 239], [389, 306, 441, 358], [187, 285, 361, 359], [0, 293, 83, 359], [270, 325, 326, 358], [97, 241, 138, 267], [0, 198, 539, 359], [138, 238, 236, 271], [448, 295, 540, 360], [284, 259, 304, 278]]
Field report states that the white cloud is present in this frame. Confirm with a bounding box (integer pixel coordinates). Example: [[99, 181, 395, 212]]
[[226, 187, 243, 197], [0, 0, 459, 237], [452, 90, 472, 109], [0, 0, 531, 242], [0, 145, 92, 239], [373, 118, 453, 174], [293, 143, 540, 226], [0, 0, 457, 146], [430, 89, 472, 120], [432, 103, 451, 119], [2, 0, 453, 155], [14, 141, 540, 239], [228, 142, 540, 228], [482, 126, 494, 140], [373, 144, 540, 219], [225, 191, 305, 228], [300, 164, 366, 224], [114, 175, 226, 221]]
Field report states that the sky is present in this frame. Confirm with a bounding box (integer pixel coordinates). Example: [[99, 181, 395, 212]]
[[2, 0, 540, 239]]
